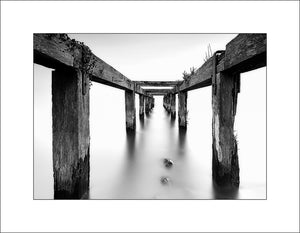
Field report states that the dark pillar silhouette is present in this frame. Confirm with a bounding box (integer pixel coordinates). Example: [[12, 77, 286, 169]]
[[139, 94, 145, 118], [178, 91, 187, 128], [170, 93, 176, 119], [145, 96, 150, 114], [52, 68, 90, 199], [212, 71, 240, 187], [125, 90, 136, 131]]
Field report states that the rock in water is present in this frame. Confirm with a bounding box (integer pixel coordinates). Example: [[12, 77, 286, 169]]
[[163, 158, 174, 168], [161, 176, 170, 185]]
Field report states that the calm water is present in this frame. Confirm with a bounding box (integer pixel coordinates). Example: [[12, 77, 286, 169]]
[[34, 64, 266, 199]]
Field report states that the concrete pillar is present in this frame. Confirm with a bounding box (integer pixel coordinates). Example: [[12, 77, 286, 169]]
[[178, 91, 187, 128], [212, 72, 240, 187], [125, 90, 136, 131], [139, 94, 145, 118], [170, 93, 176, 119], [52, 68, 90, 199]]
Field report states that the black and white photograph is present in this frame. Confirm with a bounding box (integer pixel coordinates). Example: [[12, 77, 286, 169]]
[[1, 1, 299, 232], [34, 33, 267, 200]]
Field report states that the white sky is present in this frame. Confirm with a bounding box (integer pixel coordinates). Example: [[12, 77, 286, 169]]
[[68, 34, 237, 84]]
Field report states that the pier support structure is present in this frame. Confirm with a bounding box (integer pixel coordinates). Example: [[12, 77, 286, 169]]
[[52, 68, 90, 199], [167, 94, 171, 112], [145, 96, 150, 114], [163, 95, 166, 111], [212, 71, 240, 187], [151, 97, 154, 110], [170, 93, 176, 119], [153, 97, 155, 109], [164, 94, 171, 113], [125, 90, 136, 131], [178, 91, 187, 128], [34, 33, 266, 197], [139, 94, 145, 118]]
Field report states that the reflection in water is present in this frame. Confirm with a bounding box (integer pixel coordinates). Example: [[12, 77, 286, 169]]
[[88, 95, 265, 199], [126, 130, 136, 158], [170, 114, 176, 128], [34, 66, 266, 199], [139, 115, 145, 129], [89, 96, 244, 199], [178, 127, 187, 149]]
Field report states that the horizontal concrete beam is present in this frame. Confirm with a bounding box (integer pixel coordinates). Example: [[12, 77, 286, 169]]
[[34, 34, 146, 96], [173, 33, 266, 93], [144, 88, 174, 95], [135, 81, 182, 87]]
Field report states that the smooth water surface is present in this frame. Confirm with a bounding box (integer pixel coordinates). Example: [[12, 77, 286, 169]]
[[34, 64, 266, 199]]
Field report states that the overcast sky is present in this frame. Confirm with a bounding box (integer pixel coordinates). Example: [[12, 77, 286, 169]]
[[68, 34, 237, 86]]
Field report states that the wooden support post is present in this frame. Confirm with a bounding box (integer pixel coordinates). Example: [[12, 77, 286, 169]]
[[178, 91, 187, 128], [145, 96, 150, 114], [139, 94, 145, 118], [151, 97, 154, 109], [212, 71, 240, 187], [165, 94, 168, 111], [167, 94, 171, 112], [52, 68, 90, 199], [125, 90, 136, 131], [170, 93, 176, 119], [149, 97, 152, 110]]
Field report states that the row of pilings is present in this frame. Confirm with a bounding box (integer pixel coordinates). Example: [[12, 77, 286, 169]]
[[125, 92, 155, 131], [163, 92, 187, 128], [51, 65, 240, 199], [36, 34, 267, 199]]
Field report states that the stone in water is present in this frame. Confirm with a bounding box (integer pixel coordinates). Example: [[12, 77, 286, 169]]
[[160, 176, 170, 185], [163, 158, 174, 168]]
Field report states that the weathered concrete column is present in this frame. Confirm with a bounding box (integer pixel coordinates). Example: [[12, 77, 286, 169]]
[[170, 93, 176, 119], [178, 91, 187, 128], [139, 94, 145, 118], [52, 68, 90, 199], [212, 71, 240, 187], [125, 90, 136, 130]]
